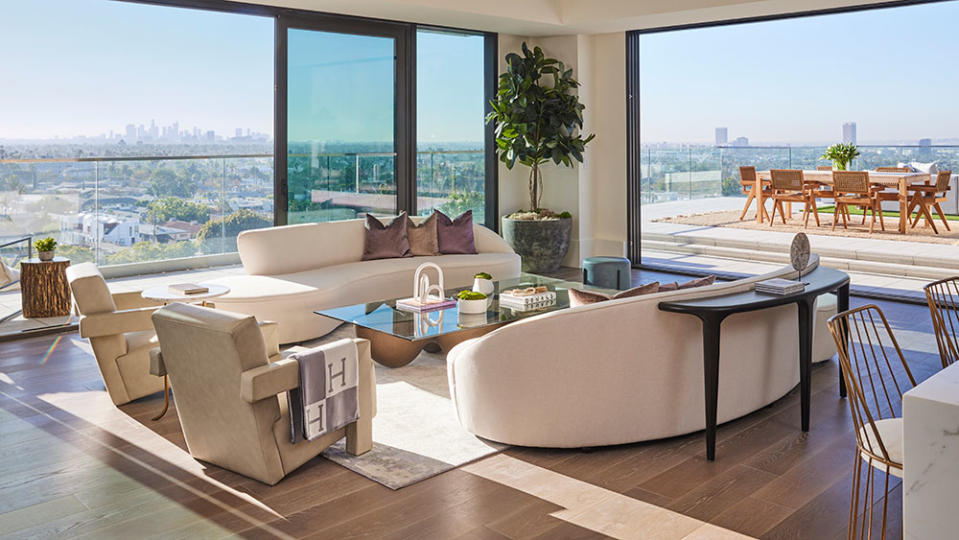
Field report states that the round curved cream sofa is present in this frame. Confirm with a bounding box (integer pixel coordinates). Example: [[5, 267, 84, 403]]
[[209, 218, 521, 344], [446, 263, 838, 448]]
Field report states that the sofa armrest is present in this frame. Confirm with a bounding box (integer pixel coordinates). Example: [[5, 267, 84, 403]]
[[258, 321, 280, 358], [150, 348, 166, 377], [78, 307, 158, 338], [112, 291, 163, 311], [241, 358, 299, 403]]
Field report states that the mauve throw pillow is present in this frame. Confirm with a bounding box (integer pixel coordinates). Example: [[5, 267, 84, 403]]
[[362, 212, 411, 261], [678, 275, 716, 289], [406, 213, 440, 256], [568, 282, 660, 308], [436, 210, 477, 254]]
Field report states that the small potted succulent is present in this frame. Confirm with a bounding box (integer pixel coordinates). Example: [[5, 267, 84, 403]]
[[472, 272, 494, 297], [456, 290, 489, 314], [34, 237, 57, 262]]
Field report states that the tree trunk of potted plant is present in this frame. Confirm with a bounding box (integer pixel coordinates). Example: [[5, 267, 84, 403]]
[[487, 42, 594, 274]]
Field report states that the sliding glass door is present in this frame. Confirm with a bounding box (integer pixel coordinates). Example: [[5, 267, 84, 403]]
[[278, 17, 411, 225]]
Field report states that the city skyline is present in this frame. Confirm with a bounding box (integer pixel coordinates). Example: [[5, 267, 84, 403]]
[[640, 0, 959, 146]]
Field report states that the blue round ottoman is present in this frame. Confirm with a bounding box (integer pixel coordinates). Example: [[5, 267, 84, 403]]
[[582, 256, 632, 290]]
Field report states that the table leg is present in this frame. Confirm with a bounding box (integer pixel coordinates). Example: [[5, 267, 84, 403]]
[[700, 314, 724, 460], [151, 375, 170, 421], [797, 297, 814, 432], [756, 175, 764, 223], [899, 177, 908, 234], [837, 283, 849, 398]]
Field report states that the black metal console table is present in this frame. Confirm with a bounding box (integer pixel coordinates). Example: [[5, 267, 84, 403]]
[[658, 266, 850, 460]]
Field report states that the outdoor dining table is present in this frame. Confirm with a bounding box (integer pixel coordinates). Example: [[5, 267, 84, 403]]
[[755, 170, 931, 233]]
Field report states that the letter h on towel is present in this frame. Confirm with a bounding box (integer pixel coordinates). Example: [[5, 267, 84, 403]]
[[288, 339, 359, 443]]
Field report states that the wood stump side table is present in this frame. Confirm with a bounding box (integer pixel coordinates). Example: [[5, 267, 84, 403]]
[[20, 257, 72, 318]]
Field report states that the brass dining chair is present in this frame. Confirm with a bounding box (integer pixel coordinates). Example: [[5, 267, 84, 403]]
[[768, 169, 820, 227], [827, 305, 916, 540], [924, 276, 959, 368], [832, 171, 884, 233], [907, 170, 952, 234], [738, 166, 771, 221]]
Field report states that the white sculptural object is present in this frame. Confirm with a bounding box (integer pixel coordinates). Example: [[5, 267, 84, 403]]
[[414, 311, 444, 337], [413, 262, 445, 304]]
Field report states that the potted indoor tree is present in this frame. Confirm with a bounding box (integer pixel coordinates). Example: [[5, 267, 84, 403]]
[[821, 143, 861, 170], [486, 42, 594, 273]]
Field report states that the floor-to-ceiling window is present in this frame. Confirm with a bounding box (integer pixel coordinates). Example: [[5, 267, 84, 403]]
[[415, 28, 488, 224], [0, 0, 274, 268], [626, 0, 959, 262]]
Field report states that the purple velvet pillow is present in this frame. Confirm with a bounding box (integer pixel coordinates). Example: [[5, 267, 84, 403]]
[[362, 212, 411, 260], [435, 210, 477, 255]]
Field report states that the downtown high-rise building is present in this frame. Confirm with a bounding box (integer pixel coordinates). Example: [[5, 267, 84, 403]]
[[842, 122, 857, 145], [715, 127, 728, 146]]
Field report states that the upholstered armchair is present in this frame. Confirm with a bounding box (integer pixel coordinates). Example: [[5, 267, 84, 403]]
[[66, 262, 165, 405], [149, 302, 375, 485]]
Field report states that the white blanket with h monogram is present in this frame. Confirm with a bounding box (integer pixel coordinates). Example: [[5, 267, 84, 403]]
[[288, 339, 359, 443]]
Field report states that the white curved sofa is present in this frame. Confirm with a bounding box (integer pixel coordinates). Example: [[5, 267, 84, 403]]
[[208, 218, 521, 344], [447, 263, 838, 448]]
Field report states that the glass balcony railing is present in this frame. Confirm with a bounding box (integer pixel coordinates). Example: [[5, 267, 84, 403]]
[[640, 144, 959, 204], [0, 149, 483, 275]]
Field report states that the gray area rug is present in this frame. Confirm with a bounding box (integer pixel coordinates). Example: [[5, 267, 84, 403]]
[[299, 326, 506, 490]]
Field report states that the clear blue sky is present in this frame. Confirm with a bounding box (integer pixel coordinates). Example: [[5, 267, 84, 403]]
[[0, 0, 486, 144], [641, 0, 959, 145]]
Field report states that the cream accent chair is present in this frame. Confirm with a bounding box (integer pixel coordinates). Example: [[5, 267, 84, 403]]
[[66, 262, 165, 406], [149, 303, 375, 485]]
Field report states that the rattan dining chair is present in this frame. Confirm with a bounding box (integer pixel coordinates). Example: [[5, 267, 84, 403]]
[[832, 171, 884, 233], [737, 166, 771, 221], [827, 305, 917, 540], [768, 169, 819, 227], [924, 276, 959, 368], [817, 165, 834, 171], [875, 167, 911, 173], [907, 170, 952, 234]]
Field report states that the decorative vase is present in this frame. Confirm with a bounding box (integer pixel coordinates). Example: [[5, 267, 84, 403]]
[[472, 277, 494, 297], [501, 216, 572, 273], [38, 251, 54, 262], [457, 297, 489, 314]]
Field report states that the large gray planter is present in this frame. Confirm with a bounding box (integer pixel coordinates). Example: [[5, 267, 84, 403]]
[[501, 216, 572, 273]]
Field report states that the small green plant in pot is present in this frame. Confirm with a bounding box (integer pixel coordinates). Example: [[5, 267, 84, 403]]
[[486, 42, 594, 273], [456, 289, 489, 314], [472, 272, 494, 296], [821, 143, 861, 171], [34, 237, 57, 261]]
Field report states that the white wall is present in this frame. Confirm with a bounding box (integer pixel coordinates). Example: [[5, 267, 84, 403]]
[[497, 32, 628, 266]]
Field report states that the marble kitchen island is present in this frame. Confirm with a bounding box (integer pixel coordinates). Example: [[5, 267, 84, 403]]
[[903, 360, 959, 539]]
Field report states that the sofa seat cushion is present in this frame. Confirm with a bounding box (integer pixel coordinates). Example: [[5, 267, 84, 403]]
[[213, 253, 520, 304]]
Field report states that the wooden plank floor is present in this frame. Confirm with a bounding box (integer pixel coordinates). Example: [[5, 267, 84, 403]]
[[0, 274, 940, 539]]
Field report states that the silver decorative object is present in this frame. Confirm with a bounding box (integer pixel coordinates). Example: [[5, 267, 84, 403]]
[[791, 233, 811, 281]]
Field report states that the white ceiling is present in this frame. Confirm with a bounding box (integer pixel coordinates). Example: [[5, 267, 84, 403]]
[[244, 0, 903, 35]]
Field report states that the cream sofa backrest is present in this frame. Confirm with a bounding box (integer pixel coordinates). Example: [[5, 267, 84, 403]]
[[151, 303, 287, 483], [237, 217, 514, 276]]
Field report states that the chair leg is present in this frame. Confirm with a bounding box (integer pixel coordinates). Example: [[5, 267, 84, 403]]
[[922, 202, 939, 234], [769, 200, 778, 227], [841, 204, 849, 229], [849, 455, 863, 540], [739, 190, 755, 221], [861, 207, 867, 225], [878, 203, 885, 232], [811, 198, 820, 227], [934, 202, 951, 231], [833, 205, 841, 231], [780, 201, 787, 224], [869, 204, 876, 234]]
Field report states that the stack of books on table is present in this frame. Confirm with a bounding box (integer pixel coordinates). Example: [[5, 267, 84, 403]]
[[754, 278, 805, 296], [499, 288, 557, 311], [396, 296, 456, 312], [168, 283, 209, 295]]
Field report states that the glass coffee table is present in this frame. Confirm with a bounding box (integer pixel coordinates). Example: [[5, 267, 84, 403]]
[[316, 273, 609, 367]]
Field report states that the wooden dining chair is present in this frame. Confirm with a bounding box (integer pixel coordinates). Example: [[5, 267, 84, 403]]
[[817, 165, 834, 171], [924, 276, 959, 368], [832, 171, 884, 233], [875, 166, 911, 173], [737, 166, 771, 221], [768, 169, 819, 227], [907, 170, 952, 234], [827, 305, 916, 540]]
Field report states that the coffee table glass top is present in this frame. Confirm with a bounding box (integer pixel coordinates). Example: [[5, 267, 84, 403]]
[[316, 273, 607, 341]]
